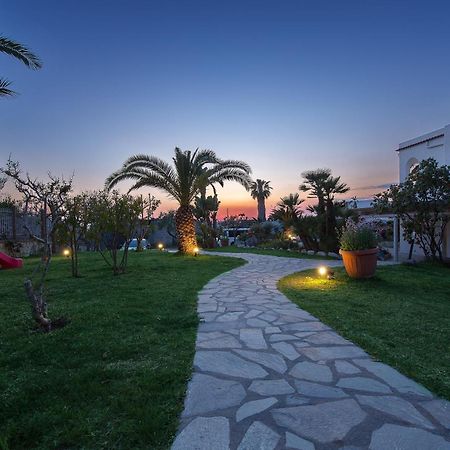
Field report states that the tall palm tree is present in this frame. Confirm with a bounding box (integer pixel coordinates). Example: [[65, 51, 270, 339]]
[[250, 179, 272, 222], [106, 148, 252, 254], [0, 35, 42, 96]]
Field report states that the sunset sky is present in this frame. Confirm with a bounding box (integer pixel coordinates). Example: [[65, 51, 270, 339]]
[[2, 0, 450, 219]]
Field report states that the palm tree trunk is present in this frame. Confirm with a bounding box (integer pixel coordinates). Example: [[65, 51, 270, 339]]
[[257, 197, 266, 222], [175, 205, 197, 254]]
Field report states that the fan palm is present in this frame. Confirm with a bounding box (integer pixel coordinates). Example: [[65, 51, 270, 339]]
[[270, 193, 303, 226], [0, 36, 42, 96], [250, 179, 272, 221], [300, 169, 349, 252], [106, 148, 251, 254]]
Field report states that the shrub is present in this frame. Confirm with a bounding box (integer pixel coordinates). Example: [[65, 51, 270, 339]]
[[340, 220, 377, 251]]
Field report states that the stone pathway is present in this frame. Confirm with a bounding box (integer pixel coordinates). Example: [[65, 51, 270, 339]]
[[172, 252, 450, 450]]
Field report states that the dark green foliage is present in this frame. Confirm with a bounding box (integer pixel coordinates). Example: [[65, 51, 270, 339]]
[[0, 36, 41, 96], [0, 251, 243, 449], [373, 158, 450, 261], [279, 264, 450, 399]]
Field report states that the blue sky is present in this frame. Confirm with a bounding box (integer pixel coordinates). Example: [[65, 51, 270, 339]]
[[2, 0, 450, 217]]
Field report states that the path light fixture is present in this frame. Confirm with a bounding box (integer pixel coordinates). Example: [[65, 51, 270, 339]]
[[63, 248, 71, 258], [194, 247, 199, 257], [318, 265, 334, 280], [158, 243, 164, 251]]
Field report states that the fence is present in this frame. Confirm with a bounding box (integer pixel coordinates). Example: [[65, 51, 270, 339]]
[[0, 207, 43, 241]]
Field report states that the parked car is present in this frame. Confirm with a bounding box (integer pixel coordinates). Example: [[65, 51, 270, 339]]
[[121, 238, 147, 251]]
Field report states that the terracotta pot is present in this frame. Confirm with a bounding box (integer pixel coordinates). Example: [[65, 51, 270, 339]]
[[339, 248, 378, 279]]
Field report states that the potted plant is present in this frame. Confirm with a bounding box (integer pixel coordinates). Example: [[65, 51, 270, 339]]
[[339, 221, 378, 278]]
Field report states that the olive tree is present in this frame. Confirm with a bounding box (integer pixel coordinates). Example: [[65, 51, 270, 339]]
[[373, 158, 450, 262], [1, 159, 72, 331], [87, 191, 143, 274]]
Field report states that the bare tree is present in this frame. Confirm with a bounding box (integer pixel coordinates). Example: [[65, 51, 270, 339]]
[[1, 159, 72, 331]]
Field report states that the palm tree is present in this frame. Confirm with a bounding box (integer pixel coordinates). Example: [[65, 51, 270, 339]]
[[106, 148, 251, 254], [0, 35, 42, 96], [300, 169, 349, 252], [250, 179, 272, 222], [270, 193, 303, 226]]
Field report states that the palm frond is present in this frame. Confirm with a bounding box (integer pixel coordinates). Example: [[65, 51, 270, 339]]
[[0, 36, 42, 69], [0, 78, 15, 96]]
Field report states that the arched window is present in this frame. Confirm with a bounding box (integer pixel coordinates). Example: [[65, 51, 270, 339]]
[[406, 157, 419, 174]]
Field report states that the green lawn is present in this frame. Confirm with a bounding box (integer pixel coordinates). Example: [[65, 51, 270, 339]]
[[0, 251, 243, 450], [278, 263, 450, 400], [208, 246, 336, 260]]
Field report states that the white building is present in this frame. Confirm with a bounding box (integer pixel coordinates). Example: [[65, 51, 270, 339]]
[[397, 124, 450, 259]]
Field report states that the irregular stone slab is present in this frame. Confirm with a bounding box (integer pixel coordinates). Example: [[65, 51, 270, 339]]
[[271, 342, 300, 361], [247, 318, 271, 327], [216, 312, 245, 322], [285, 394, 310, 405], [244, 309, 262, 319], [235, 349, 287, 374], [237, 421, 280, 450], [198, 304, 217, 313], [295, 380, 348, 399], [357, 395, 434, 429], [249, 379, 294, 396], [197, 331, 226, 342], [258, 312, 276, 321], [194, 351, 268, 379], [282, 322, 330, 332], [269, 334, 299, 342], [200, 312, 219, 322], [353, 359, 433, 398], [421, 399, 450, 429], [272, 399, 366, 443], [240, 328, 268, 350], [337, 377, 392, 394], [304, 332, 350, 346], [183, 374, 246, 416], [369, 424, 450, 450], [290, 361, 333, 383], [197, 334, 242, 349], [236, 397, 278, 422], [172, 416, 229, 450], [294, 332, 315, 338], [298, 346, 368, 361], [285, 432, 315, 450], [335, 360, 361, 375], [265, 326, 281, 334]]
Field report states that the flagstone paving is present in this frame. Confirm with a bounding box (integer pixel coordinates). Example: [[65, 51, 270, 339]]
[[172, 252, 450, 450]]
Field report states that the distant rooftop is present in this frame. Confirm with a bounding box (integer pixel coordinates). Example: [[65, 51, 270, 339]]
[[397, 125, 448, 151]]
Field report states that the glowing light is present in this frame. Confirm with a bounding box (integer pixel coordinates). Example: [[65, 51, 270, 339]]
[[158, 243, 164, 251], [63, 249, 70, 257], [317, 265, 335, 280], [194, 247, 199, 256]]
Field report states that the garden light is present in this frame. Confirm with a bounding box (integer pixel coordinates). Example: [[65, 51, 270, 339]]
[[63, 248, 71, 258], [318, 265, 335, 280], [194, 247, 199, 256], [158, 243, 164, 251]]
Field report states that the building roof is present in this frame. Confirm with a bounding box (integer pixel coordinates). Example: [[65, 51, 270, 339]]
[[397, 126, 447, 151]]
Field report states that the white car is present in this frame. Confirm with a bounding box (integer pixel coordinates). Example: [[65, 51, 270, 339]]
[[122, 238, 147, 251]]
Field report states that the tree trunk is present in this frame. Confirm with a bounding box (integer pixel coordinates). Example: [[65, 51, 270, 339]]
[[24, 279, 51, 330], [257, 197, 266, 222], [175, 205, 197, 254]]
